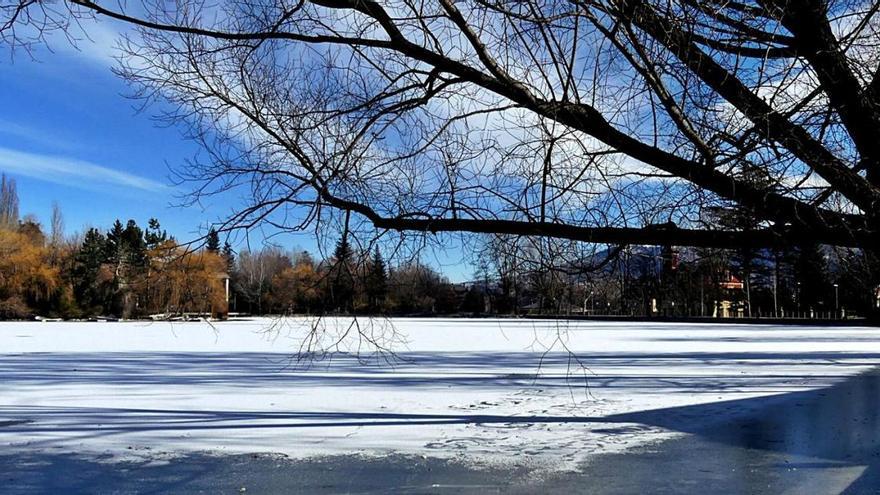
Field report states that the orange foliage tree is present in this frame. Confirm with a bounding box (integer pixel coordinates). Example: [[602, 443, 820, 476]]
[[139, 241, 228, 317], [268, 256, 322, 314], [0, 227, 60, 318]]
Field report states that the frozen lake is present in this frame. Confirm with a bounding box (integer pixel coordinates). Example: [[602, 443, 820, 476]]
[[2, 318, 879, 492]]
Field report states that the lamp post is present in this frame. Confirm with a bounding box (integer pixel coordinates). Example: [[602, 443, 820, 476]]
[[833, 283, 839, 318]]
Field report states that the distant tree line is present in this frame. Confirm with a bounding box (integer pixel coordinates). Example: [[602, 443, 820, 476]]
[[227, 237, 462, 316], [0, 173, 470, 319], [0, 173, 228, 319], [471, 236, 880, 320], [2, 171, 878, 320]]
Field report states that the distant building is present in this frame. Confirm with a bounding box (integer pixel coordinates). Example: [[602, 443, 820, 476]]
[[714, 273, 745, 318]]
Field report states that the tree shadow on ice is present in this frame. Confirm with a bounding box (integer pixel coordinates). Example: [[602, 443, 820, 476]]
[[0, 371, 880, 494], [5, 349, 880, 492], [1, 351, 875, 395], [4, 372, 880, 493]]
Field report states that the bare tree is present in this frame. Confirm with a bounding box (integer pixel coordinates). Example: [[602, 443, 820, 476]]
[[50, 201, 64, 248], [0, 173, 19, 229], [4, 0, 880, 254], [235, 247, 292, 314]]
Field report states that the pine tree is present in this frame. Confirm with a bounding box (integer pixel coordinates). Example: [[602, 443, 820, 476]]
[[106, 220, 126, 262], [122, 220, 147, 269], [221, 241, 235, 273], [72, 228, 110, 314], [206, 227, 221, 253], [365, 247, 388, 312], [334, 236, 352, 262], [145, 218, 168, 249], [330, 236, 355, 313], [103, 219, 147, 317], [794, 243, 830, 313]]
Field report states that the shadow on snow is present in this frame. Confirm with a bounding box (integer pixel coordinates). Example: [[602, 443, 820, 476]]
[[3, 348, 880, 492]]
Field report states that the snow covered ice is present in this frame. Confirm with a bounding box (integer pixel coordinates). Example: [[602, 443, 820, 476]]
[[1, 318, 878, 471]]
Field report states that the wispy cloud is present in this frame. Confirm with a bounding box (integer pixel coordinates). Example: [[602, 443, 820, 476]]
[[0, 119, 83, 151], [56, 18, 122, 67], [0, 146, 167, 193], [11, 16, 123, 74]]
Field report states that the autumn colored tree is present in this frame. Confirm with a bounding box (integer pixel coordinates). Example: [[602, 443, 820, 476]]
[[0, 225, 60, 318], [268, 252, 321, 314], [387, 262, 456, 314], [142, 241, 229, 317]]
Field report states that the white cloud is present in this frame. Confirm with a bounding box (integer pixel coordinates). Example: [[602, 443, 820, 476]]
[[58, 18, 122, 67], [0, 119, 83, 151], [13, 14, 124, 69], [0, 146, 167, 193]]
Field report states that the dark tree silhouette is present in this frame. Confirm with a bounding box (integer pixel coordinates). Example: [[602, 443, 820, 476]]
[[330, 235, 355, 313], [221, 241, 235, 273], [72, 228, 111, 313], [206, 227, 221, 253], [4, 0, 880, 253], [365, 247, 388, 312], [145, 218, 168, 249]]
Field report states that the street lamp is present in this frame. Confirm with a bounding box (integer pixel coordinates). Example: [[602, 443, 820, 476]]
[[833, 283, 839, 317]]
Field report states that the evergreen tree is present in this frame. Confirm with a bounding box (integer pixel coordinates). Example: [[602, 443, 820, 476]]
[[837, 248, 880, 319], [222, 241, 235, 273], [334, 236, 352, 262], [106, 220, 126, 263], [206, 227, 221, 253], [72, 228, 110, 314], [106, 220, 147, 268], [104, 219, 147, 317], [461, 285, 485, 314], [221, 241, 236, 311], [122, 220, 147, 269], [330, 236, 355, 313], [794, 243, 831, 313], [145, 218, 168, 249], [704, 166, 778, 317], [365, 247, 388, 312]]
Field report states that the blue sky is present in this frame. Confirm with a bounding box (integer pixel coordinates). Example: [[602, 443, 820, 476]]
[[1, 28, 214, 239], [0, 23, 473, 281]]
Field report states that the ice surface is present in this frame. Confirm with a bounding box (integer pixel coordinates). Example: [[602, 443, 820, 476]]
[[1, 318, 877, 471]]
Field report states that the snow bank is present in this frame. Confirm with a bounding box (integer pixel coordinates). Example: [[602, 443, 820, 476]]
[[1, 318, 878, 471]]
